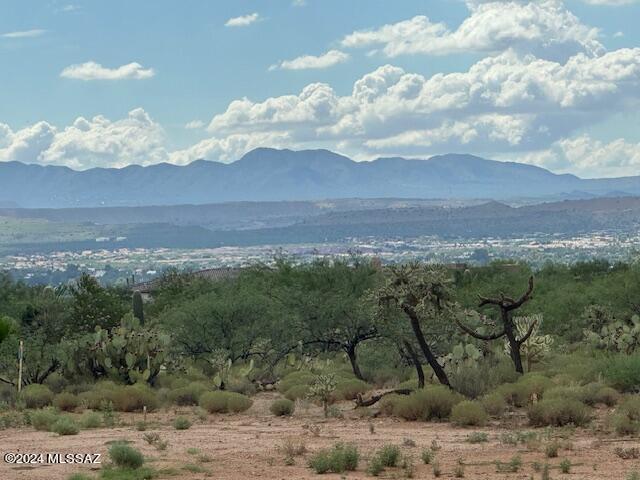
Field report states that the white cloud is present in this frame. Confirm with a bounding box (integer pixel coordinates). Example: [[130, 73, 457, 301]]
[[517, 135, 640, 178], [342, 1, 603, 60], [614, 31, 625, 38], [194, 48, 640, 164], [185, 120, 205, 130], [0, 109, 168, 169], [225, 13, 260, 27], [269, 50, 349, 71], [292, 0, 307, 6], [1, 29, 46, 38], [60, 61, 155, 81]]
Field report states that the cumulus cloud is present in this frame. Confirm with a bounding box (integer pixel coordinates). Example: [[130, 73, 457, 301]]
[[225, 13, 260, 27], [60, 62, 155, 81], [0, 109, 168, 169], [269, 50, 349, 71], [582, 0, 639, 5], [342, 1, 603, 60], [517, 135, 640, 178], [199, 48, 640, 161], [1, 29, 46, 38]]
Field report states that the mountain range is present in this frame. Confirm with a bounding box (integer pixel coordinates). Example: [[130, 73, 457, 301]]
[[2, 148, 640, 208]]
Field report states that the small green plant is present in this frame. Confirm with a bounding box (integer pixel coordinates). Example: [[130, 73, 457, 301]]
[[366, 455, 385, 476], [53, 392, 79, 412], [560, 458, 571, 473], [135, 421, 147, 431], [186, 448, 200, 455], [278, 437, 306, 457], [21, 384, 54, 409], [627, 472, 640, 480], [173, 416, 191, 430], [466, 431, 488, 443], [401, 455, 415, 478], [546, 440, 560, 458], [421, 448, 434, 464], [51, 416, 79, 435], [432, 461, 442, 477], [81, 411, 102, 429], [454, 463, 465, 478], [308, 443, 358, 474], [496, 455, 522, 473], [270, 398, 295, 416], [109, 443, 144, 469], [542, 463, 551, 480], [30, 409, 58, 431], [451, 400, 488, 426], [376, 445, 400, 467], [142, 432, 168, 451]]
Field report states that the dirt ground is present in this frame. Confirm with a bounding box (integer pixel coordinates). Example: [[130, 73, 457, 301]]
[[1, 392, 639, 480]]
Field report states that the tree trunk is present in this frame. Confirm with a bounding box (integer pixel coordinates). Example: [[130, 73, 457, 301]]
[[403, 340, 425, 389], [503, 310, 524, 374], [404, 306, 450, 388], [346, 344, 364, 381]]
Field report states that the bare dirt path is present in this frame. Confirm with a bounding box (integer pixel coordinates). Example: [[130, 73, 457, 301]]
[[1, 393, 638, 480]]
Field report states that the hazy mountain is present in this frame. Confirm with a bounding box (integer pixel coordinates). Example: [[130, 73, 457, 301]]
[[1, 148, 640, 208]]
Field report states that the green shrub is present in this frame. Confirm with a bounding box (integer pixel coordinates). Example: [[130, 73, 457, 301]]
[[80, 411, 102, 429], [581, 382, 619, 406], [308, 443, 359, 474], [173, 416, 191, 430], [393, 386, 462, 421], [466, 432, 489, 443], [366, 455, 385, 476], [610, 397, 640, 435], [333, 379, 369, 401], [600, 354, 640, 392], [528, 398, 590, 427], [560, 459, 571, 473], [270, 398, 295, 416], [30, 408, 57, 431], [167, 382, 208, 406], [198, 391, 252, 413], [109, 443, 144, 469], [284, 384, 309, 401], [481, 392, 507, 417], [451, 400, 488, 426], [278, 372, 314, 393], [51, 416, 79, 435], [67, 474, 92, 480], [21, 384, 54, 409], [53, 392, 80, 412], [111, 384, 159, 412], [227, 378, 257, 396], [376, 445, 400, 467], [421, 448, 434, 464]]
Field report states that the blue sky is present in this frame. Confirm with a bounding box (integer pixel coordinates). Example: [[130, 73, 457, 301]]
[[1, 0, 640, 177]]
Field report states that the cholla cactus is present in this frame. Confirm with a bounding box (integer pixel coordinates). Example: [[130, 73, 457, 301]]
[[505, 314, 552, 371], [309, 373, 337, 418]]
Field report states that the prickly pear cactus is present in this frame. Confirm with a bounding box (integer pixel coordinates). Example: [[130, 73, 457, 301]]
[[74, 313, 171, 384], [505, 314, 552, 371], [584, 306, 640, 354]]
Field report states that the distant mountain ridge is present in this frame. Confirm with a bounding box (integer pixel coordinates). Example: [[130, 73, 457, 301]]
[[1, 148, 639, 208]]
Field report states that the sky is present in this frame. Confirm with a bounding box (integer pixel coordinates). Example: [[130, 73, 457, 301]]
[[1, 0, 640, 178]]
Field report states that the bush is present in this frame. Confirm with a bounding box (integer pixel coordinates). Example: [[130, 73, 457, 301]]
[[600, 354, 640, 392], [80, 411, 102, 429], [333, 379, 370, 401], [610, 397, 640, 435], [450, 400, 488, 426], [173, 416, 191, 430], [581, 382, 619, 407], [481, 392, 507, 417], [21, 384, 54, 409], [198, 391, 252, 413], [308, 443, 359, 474], [30, 408, 57, 431], [528, 398, 590, 427], [109, 443, 144, 469], [496, 374, 553, 407], [167, 382, 208, 406], [278, 372, 314, 394], [53, 392, 80, 412], [284, 384, 309, 401], [393, 386, 462, 421], [270, 398, 295, 416], [110, 384, 159, 412], [227, 378, 257, 396], [51, 416, 79, 435], [376, 445, 400, 467]]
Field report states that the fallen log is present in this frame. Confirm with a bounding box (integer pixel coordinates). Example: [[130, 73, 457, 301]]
[[354, 388, 414, 408]]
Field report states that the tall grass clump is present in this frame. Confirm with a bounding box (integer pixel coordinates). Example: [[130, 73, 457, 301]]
[[392, 386, 462, 421], [308, 443, 358, 474], [198, 391, 252, 413]]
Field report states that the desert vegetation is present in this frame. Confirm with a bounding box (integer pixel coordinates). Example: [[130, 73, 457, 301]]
[[1, 257, 640, 479]]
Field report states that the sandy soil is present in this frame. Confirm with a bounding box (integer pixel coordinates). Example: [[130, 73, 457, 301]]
[[1, 393, 639, 480]]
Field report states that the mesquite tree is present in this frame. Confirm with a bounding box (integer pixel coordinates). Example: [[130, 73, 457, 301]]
[[374, 263, 456, 388], [456, 276, 536, 374]]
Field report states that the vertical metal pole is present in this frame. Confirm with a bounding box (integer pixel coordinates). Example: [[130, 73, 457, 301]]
[[17, 340, 23, 393]]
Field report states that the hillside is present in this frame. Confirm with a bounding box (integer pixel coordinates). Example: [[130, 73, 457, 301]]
[[2, 148, 640, 208]]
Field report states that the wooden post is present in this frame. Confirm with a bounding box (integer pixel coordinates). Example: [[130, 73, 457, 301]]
[[17, 340, 23, 393], [143, 405, 147, 423]]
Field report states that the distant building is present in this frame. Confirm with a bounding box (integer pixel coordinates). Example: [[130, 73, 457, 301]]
[[130, 266, 241, 300]]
